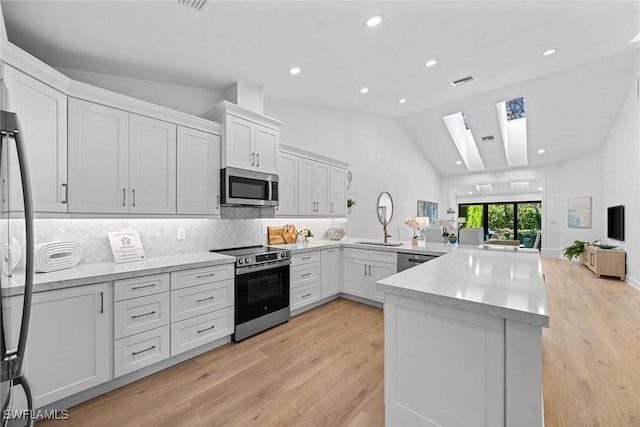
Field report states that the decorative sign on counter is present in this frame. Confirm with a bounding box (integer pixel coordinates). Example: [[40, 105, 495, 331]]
[[108, 230, 146, 264]]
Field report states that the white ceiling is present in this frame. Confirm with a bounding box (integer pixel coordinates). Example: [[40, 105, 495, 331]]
[[2, 0, 640, 181]]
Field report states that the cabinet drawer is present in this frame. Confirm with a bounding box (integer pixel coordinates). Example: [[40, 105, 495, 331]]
[[291, 263, 320, 288], [114, 326, 170, 378], [114, 273, 170, 301], [171, 279, 234, 322], [344, 248, 368, 260], [291, 282, 320, 311], [114, 293, 170, 339], [369, 250, 397, 264], [170, 307, 234, 356], [170, 264, 235, 290], [291, 251, 320, 266]]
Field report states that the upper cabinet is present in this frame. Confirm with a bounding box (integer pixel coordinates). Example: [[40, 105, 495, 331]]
[[278, 144, 349, 218], [68, 98, 177, 214], [176, 126, 221, 215], [206, 101, 281, 175], [3, 65, 68, 212]]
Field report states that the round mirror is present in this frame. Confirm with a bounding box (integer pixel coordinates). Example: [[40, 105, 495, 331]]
[[377, 192, 394, 224]]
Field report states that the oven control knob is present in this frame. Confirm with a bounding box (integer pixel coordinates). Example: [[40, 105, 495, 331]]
[[245, 257, 251, 264], [238, 258, 243, 265]]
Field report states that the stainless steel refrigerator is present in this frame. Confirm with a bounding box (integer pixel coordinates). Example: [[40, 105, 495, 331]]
[[1, 73, 36, 427]]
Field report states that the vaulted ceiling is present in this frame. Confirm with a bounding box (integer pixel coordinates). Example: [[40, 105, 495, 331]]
[[2, 1, 639, 178]]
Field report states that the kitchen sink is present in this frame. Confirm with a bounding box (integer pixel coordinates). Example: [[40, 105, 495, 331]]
[[356, 241, 403, 247]]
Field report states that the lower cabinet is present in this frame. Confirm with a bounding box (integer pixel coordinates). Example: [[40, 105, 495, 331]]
[[170, 307, 234, 355], [114, 326, 170, 377], [343, 248, 397, 302], [290, 251, 321, 311], [320, 248, 341, 298], [23, 283, 112, 408]]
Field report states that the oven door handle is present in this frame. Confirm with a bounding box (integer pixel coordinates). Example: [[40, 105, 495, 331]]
[[235, 260, 291, 275]]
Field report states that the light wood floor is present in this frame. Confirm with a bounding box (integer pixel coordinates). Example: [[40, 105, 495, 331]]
[[37, 258, 640, 426]]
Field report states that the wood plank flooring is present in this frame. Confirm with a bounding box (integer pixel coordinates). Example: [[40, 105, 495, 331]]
[[37, 258, 640, 426]]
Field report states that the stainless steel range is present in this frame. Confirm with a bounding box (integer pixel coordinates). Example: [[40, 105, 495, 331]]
[[211, 245, 291, 342]]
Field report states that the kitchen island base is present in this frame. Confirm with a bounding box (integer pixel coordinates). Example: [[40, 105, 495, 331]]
[[384, 293, 544, 427]]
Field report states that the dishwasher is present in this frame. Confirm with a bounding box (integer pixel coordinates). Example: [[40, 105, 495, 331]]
[[397, 252, 438, 272]]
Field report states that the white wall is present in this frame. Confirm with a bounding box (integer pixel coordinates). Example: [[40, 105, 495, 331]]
[[264, 98, 441, 239], [602, 75, 640, 287]]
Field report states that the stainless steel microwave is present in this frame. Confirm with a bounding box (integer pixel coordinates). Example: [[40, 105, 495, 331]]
[[220, 167, 279, 207]]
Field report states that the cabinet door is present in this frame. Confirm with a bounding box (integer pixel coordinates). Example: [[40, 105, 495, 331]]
[[298, 158, 315, 215], [343, 258, 368, 298], [369, 261, 397, 302], [276, 152, 298, 216], [129, 114, 176, 214], [25, 283, 111, 408], [224, 115, 254, 169], [68, 98, 129, 213], [254, 124, 279, 174], [3, 66, 67, 212], [321, 248, 341, 298], [329, 166, 347, 216], [177, 127, 221, 215], [314, 162, 331, 215]]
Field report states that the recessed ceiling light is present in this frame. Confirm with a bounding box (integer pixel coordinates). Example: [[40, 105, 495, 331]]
[[366, 15, 383, 28], [425, 59, 438, 68], [468, 191, 473, 195], [538, 149, 545, 154], [399, 98, 407, 104], [456, 160, 462, 165], [360, 87, 369, 94], [289, 67, 301, 75], [542, 49, 557, 56], [538, 187, 543, 191]]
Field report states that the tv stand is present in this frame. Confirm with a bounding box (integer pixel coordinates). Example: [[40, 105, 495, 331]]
[[584, 245, 625, 280]]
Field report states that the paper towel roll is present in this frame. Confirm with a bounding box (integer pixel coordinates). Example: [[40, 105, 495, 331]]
[[35, 241, 82, 273]]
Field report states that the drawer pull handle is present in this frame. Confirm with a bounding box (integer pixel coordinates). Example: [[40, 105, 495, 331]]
[[302, 293, 312, 298], [196, 273, 216, 278], [132, 345, 156, 356], [301, 256, 311, 260], [326, 249, 335, 253], [197, 325, 216, 334], [131, 310, 156, 319], [196, 296, 215, 303], [301, 273, 312, 277], [131, 283, 157, 291]]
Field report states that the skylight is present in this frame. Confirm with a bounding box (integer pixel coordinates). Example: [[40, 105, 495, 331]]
[[442, 112, 485, 172], [496, 96, 528, 167]]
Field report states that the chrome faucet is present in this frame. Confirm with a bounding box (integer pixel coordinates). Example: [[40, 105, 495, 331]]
[[379, 206, 391, 243]]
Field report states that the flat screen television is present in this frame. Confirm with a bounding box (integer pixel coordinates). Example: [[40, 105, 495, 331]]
[[607, 205, 625, 241]]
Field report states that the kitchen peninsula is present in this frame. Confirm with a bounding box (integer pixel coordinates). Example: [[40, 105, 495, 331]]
[[377, 248, 549, 427]]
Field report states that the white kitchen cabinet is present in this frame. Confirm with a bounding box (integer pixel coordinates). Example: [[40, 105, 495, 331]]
[[176, 126, 221, 215], [320, 248, 341, 298], [343, 248, 397, 302], [298, 158, 330, 216], [68, 98, 177, 214], [206, 101, 281, 175], [290, 251, 321, 312], [128, 114, 176, 214], [329, 166, 347, 216], [22, 283, 112, 408], [276, 151, 298, 216], [3, 65, 68, 212]]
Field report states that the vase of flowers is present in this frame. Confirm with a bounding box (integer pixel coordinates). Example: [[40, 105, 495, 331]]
[[404, 218, 420, 245], [448, 234, 458, 244], [347, 198, 357, 214], [298, 228, 313, 243]]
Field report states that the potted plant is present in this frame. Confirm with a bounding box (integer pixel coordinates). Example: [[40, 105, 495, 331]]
[[448, 233, 457, 244], [347, 198, 357, 214], [563, 240, 598, 262]]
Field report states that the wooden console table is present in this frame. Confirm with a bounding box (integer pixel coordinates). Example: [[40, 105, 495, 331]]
[[584, 245, 626, 280]]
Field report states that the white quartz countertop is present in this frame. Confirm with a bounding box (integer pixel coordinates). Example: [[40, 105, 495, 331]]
[[9, 252, 235, 294], [377, 248, 549, 327]]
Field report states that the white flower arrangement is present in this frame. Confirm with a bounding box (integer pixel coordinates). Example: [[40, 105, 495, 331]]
[[298, 228, 313, 238], [404, 218, 421, 238]]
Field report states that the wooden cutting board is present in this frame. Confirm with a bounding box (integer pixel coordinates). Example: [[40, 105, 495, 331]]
[[283, 224, 298, 244], [267, 227, 286, 245]]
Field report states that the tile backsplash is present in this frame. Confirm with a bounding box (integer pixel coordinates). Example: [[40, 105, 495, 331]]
[[34, 217, 348, 265]]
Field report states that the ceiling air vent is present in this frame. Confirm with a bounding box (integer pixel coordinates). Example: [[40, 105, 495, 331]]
[[481, 135, 495, 142], [450, 76, 475, 87], [178, 0, 207, 10]]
